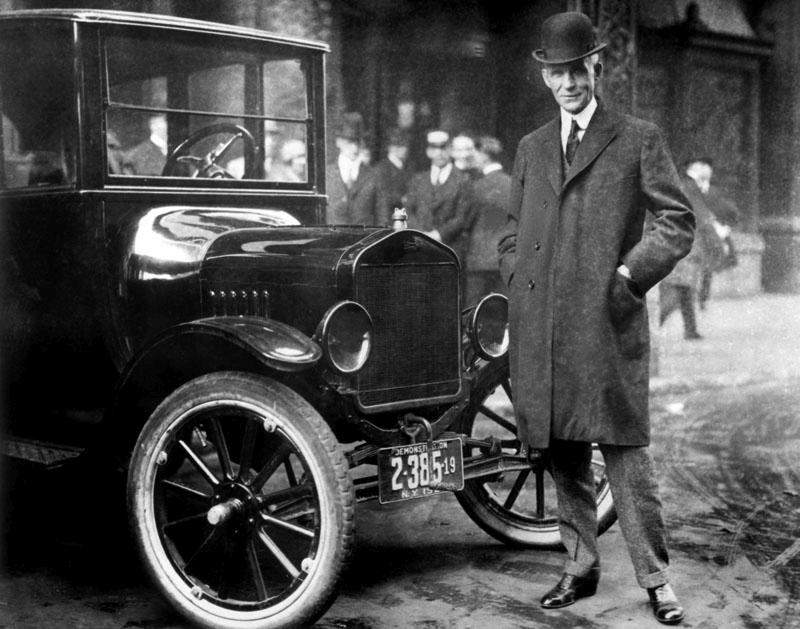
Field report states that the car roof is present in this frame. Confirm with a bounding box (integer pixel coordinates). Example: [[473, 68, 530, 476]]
[[0, 8, 329, 52]]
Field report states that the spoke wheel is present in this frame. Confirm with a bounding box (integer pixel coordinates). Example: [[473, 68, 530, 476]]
[[128, 372, 353, 629], [456, 359, 616, 549]]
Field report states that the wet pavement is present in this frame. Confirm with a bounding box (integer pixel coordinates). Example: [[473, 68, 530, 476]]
[[1, 294, 800, 628]]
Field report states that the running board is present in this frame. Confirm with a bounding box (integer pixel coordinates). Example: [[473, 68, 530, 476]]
[[1, 437, 83, 466]]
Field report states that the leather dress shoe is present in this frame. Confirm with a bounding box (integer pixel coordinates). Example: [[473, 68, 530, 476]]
[[647, 583, 684, 625], [540, 566, 600, 609]]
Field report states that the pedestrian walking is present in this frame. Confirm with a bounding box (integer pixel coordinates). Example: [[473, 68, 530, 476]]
[[684, 156, 740, 310], [464, 135, 510, 305], [498, 12, 695, 624], [404, 129, 474, 274], [659, 165, 726, 339], [326, 112, 379, 225]]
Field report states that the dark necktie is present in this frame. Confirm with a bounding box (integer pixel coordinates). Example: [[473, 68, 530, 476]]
[[565, 119, 581, 166]]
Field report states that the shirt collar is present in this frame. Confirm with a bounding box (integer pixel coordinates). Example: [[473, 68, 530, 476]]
[[388, 154, 404, 170], [338, 154, 361, 178], [431, 162, 453, 184], [560, 97, 598, 134], [482, 163, 502, 175]]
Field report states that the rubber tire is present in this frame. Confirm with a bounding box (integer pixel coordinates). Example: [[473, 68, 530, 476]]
[[455, 358, 617, 549], [128, 372, 354, 629]]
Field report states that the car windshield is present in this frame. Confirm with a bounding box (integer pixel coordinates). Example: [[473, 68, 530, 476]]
[[104, 26, 311, 185]]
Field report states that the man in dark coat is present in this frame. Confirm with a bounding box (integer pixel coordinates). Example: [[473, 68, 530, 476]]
[[123, 113, 168, 176], [373, 127, 412, 226], [497, 12, 695, 624], [326, 112, 379, 225], [404, 129, 474, 270], [464, 135, 510, 305]]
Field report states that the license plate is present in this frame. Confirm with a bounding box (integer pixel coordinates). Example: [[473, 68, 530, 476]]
[[377, 437, 464, 504]]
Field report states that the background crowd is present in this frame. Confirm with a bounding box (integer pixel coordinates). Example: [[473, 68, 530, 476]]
[[325, 110, 740, 329], [326, 111, 510, 307]]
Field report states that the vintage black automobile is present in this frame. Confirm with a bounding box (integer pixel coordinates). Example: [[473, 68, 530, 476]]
[[0, 9, 615, 629]]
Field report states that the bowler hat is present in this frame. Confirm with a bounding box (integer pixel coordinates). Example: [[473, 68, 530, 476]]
[[336, 111, 364, 142], [532, 12, 607, 64]]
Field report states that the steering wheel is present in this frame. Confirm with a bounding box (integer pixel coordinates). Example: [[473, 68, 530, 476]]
[[162, 123, 256, 179]]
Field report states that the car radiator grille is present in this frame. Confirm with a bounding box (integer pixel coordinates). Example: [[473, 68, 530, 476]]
[[354, 262, 461, 409]]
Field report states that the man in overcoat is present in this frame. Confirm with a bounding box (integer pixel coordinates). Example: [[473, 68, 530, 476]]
[[497, 12, 695, 624], [464, 135, 510, 305], [326, 112, 379, 225], [404, 130, 474, 273]]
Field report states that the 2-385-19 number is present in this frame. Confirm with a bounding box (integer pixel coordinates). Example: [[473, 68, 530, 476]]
[[390, 448, 458, 491], [377, 437, 464, 504]]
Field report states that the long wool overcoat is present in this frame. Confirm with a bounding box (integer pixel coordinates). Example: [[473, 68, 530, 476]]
[[498, 104, 695, 448]]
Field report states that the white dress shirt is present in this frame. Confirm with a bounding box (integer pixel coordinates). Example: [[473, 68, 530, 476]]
[[559, 97, 598, 154], [338, 154, 361, 185], [430, 162, 452, 186]]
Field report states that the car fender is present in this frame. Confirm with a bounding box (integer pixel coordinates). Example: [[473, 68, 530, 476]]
[[103, 317, 322, 455]]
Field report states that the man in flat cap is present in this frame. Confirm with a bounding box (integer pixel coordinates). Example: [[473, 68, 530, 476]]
[[404, 129, 474, 284], [497, 11, 695, 624]]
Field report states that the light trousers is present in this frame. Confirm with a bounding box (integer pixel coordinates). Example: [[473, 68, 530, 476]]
[[550, 440, 671, 589]]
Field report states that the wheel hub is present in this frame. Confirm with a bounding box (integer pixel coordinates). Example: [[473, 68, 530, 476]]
[[208, 482, 258, 526]]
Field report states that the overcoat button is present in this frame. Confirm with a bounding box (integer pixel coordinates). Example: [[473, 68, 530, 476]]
[[535, 242, 541, 251], [543, 201, 548, 208], [528, 280, 535, 289]]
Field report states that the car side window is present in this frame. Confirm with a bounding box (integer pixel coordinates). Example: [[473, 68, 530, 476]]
[[104, 28, 312, 184], [0, 23, 77, 189]]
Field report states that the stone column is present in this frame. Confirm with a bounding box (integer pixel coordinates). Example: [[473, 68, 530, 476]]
[[758, 0, 800, 292]]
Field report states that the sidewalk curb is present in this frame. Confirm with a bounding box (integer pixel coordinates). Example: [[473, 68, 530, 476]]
[[650, 371, 800, 397]]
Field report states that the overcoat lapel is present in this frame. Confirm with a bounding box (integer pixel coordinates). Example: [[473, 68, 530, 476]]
[[564, 105, 617, 189], [542, 119, 563, 196]]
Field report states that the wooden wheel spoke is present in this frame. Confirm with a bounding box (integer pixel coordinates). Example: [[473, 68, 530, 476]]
[[260, 513, 315, 539], [178, 439, 220, 487], [535, 467, 546, 520], [477, 403, 516, 434], [183, 524, 225, 573], [500, 378, 513, 403], [251, 442, 293, 492], [209, 418, 234, 480], [284, 459, 298, 486], [246, 540, 269, 601], [257, 528, 300, 578], [163, 511, 209, 531], [162, 479, 212, 502], [238, 420, 258, 479], [503, 469, 530, 510]]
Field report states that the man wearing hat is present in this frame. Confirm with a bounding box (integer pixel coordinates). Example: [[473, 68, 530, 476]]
[[404, 129, 474, 278], [373, 127, 413, 226], [326, 112, 379, 225], [497, 11, 695, 624]]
